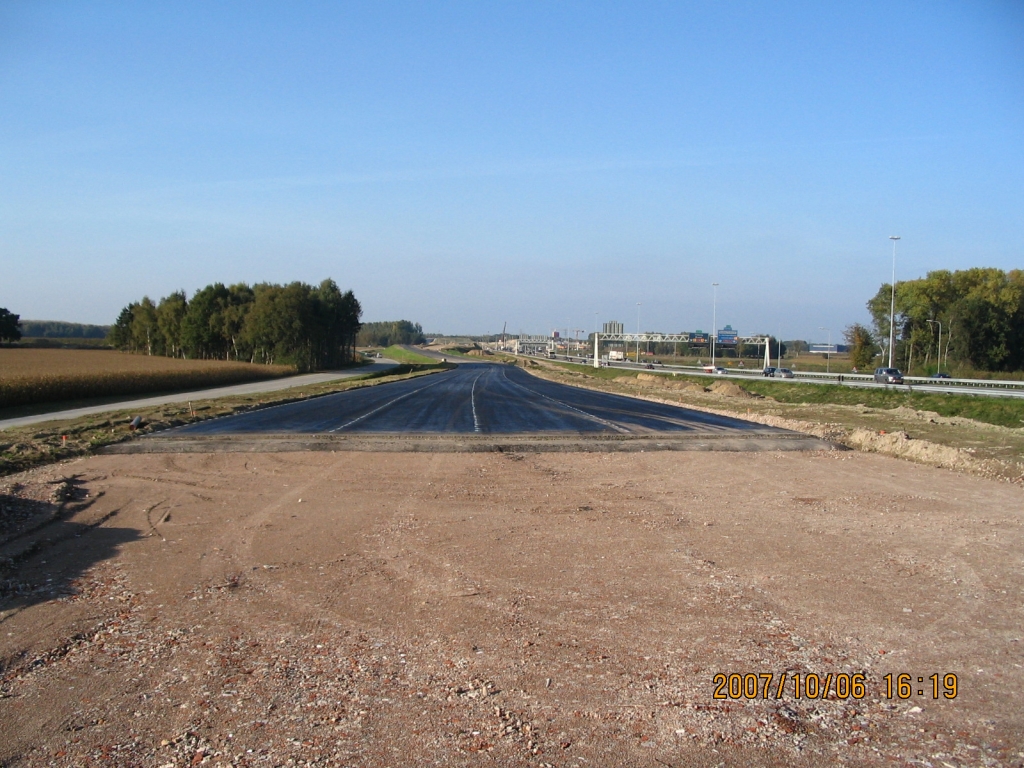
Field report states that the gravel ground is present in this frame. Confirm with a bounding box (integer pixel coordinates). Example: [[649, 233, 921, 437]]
[[1, 450, 1022, 767]]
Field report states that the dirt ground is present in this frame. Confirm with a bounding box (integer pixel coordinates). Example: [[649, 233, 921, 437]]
[[2, 449, 1023, 767]]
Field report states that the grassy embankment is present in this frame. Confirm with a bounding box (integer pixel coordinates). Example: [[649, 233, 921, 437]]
[[0, 361, 453, 476], [0, 349, 295, 411], [379, 345, 440, 364], [543, 358, 1024, 428], [518, 357, 1024, 481]]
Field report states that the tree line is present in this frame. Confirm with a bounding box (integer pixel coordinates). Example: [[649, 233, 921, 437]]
[[19, 320, 111, 338], [851, 267, 1024, 374], [109, 279, 362, 372], [356, 320, 425, 348]]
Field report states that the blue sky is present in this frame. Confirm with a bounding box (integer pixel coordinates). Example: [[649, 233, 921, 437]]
[[2, 1, 1022, 342]]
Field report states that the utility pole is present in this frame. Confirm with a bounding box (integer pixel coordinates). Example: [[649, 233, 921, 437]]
[[711, 283, 719, 367], [888, 236, 900, 368], [636, 303, 641, 363], [927, 319, 942, 374], [820, 327, 831, 374]]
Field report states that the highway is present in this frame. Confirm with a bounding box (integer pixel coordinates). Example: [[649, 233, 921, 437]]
[[543, 355, 1024, 399], [169, 362, 787, 437]]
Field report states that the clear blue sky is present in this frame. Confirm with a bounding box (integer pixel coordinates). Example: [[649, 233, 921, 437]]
[[2, 1, 1022, 342]]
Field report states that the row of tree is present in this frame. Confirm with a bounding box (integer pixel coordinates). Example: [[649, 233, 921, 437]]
[[109, 280, 362, 372], [18, 320, 111, 338], [861, 267, 1024, 373], [356, 320, 425, 348]]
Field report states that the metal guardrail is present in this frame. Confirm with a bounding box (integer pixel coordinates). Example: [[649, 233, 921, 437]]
[[779, 370, 1024, 391]]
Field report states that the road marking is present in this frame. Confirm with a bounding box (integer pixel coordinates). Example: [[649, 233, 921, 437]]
[[329, 376, 448, 432], [471, 372, 483, 433], [501, 369, 631, 433]]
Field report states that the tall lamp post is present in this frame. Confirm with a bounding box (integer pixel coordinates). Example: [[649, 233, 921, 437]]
[[927, 319, 942, 374], [888, 236, 900, 368], [636, 302, 641, 363], [819, 327, 831, 374], [711, 283, 719, 367]]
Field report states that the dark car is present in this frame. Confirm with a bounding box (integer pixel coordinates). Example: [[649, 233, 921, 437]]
[[874, 367, 905, 384], [762, 366, 778, 377], [930, 372, 951, 379]]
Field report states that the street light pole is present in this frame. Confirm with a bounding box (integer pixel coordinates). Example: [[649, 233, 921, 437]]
[[636, 302, 641, 363], [819, 327, 831, 374], [927, 319, 942, 374], [711, 283, 719, 367], [888, 236, 900, 368]]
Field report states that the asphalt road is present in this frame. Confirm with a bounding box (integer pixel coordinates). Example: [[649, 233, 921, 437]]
[[170, 362, 786, 436]]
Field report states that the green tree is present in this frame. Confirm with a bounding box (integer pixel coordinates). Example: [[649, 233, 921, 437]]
[[157, 291, 188, 358], [181, 283, 230, 359], [222, 283, 255, 361], [108, 304, 137, 350], [868, 267, 1024, 373], [356, 319, 423, 348], [843, 323, 876, 370], [131, 297, 161, 355], [0, 307, 22, 344]]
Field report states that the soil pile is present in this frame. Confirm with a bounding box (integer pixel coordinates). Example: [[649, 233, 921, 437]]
[[707, 380, 756, 398]]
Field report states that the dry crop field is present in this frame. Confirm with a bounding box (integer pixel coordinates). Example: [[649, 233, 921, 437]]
[[0, 349, 293, 409]]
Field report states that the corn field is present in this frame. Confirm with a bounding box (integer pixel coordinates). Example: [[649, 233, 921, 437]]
[[0, 349, 293, 409]]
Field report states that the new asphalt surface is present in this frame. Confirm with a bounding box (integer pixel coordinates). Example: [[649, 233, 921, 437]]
[[168, 362, 786, 436]]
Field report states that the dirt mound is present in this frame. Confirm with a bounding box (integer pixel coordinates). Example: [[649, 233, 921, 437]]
[[630, 374, 706, 393], [845, 428, 972, 469], [662, 380, 705, 393], [707, 380, 756, 398]]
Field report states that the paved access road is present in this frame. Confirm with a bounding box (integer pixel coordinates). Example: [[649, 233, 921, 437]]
[[171, 362, 784, 436]]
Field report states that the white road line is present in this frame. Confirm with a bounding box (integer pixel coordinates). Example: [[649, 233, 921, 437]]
[[501, 369, 631, 434], [328, 376, 448, 432], [470, 372, 483, 432]]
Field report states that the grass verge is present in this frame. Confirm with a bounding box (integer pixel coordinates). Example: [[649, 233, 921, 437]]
[[380, 345, 440, 364], [0, 362, 452, 477]]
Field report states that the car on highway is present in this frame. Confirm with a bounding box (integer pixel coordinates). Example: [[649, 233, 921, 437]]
[[762, 366, 778, 377], [874, 367, 905, 384], [778, 368, 794, 378], [701, 365, 727, 375], [930, 372, 951, 379]]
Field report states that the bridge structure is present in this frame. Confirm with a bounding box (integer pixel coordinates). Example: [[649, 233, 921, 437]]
[[511, 332, 773, 368], [592, 333, 772, 369]]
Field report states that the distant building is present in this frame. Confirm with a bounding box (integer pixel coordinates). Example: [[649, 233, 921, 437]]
[[809, 343, 848, 354], [602, 321, 624, 335]]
